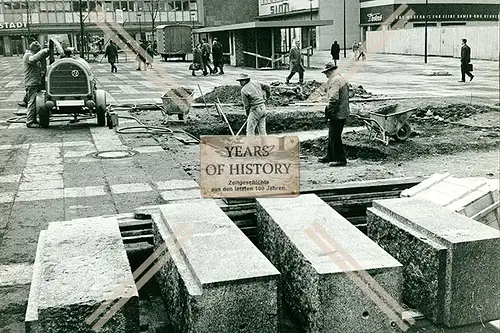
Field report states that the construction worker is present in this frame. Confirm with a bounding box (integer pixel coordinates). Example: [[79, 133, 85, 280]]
[[236, 73, 271, 136], [318, 62, 350, 166], [23, 41, 49, 128]]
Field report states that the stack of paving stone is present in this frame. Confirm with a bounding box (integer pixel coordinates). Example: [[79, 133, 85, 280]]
[[367, 197, 500, 328], [25, 217, 139, 333]]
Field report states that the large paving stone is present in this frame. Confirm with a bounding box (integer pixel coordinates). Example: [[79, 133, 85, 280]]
[[256, 194, 404, 333], [25, 217, 139, 333], [150, 199, 280, 333], [367, 198, 500, 327]]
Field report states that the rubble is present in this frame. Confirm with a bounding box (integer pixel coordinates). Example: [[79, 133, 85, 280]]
[[413, 103, 495, 122], [194, 81, 375, 107]]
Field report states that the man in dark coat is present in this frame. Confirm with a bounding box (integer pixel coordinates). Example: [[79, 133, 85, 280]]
[[330, 40, 340, 66], [201, 38, 214, 76], [318, 62, 350, 166], [104, 40, 119, 73], [212, 38, 224, 75], [459, 38, 474, 82], [286, 41, 304, 84]]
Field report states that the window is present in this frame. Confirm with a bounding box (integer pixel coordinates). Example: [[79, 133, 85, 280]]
[[73, 1, 88, 11]]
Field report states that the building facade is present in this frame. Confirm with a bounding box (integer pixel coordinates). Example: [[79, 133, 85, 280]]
[[0, 0, 201, 56], [360, 0, 500, 39]]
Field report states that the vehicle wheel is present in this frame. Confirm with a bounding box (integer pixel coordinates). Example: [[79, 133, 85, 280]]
[[178, 114, 184, 121], [395, 123, 412, 141], [95, 89, 107, 126], [35, 92, 50, 128]]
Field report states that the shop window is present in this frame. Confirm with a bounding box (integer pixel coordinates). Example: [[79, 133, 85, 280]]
[[189, 0, 197, 11], [104, 1, 112, 11], [72, 1, 88, 11]]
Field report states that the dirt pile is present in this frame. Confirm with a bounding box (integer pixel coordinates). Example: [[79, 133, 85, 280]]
[[194, 81, 324, 106], [413, 103, 496, 122], [301, 122, 499, 163], [195, 85, 242, 105], [195, 81, 375, 107]]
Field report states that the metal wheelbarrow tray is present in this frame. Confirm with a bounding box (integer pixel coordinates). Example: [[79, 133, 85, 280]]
[[161, 88, 194, 120], [354, 104, 417, 145]]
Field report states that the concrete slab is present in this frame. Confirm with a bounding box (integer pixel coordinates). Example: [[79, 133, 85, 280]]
[[367, 198, 500, 327], [150, 199, 279, 333], [160, 189, 201, 202], [25, 217, 139, 332], [0, 263, 32, 287], [256, 194, 404, 333]]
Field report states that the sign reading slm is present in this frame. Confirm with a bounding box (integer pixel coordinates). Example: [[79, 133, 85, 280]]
[[259, 0, 319, 17], [200, 136, 300, 198]]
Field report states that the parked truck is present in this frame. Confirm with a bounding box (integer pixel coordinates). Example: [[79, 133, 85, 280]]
[[156, 25, 192, 61]]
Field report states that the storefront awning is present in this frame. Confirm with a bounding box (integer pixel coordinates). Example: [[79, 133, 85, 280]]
[[193, 20, 333, 33]]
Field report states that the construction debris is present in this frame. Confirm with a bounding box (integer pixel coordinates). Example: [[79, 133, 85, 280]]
[[195, 81, 376, 107], [412, 103, 494, 122]]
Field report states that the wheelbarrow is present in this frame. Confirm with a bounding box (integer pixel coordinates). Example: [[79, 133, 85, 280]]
[[160, 88, 194, 121], [354, 104, 417, 145]]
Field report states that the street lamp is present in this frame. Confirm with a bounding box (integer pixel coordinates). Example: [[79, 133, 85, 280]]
[[79, 0, 84, 58], [137, 10, 142, 41], [424, 0, 428, 63], [343, 0, 346, 58], [309, 0, 313, 55]]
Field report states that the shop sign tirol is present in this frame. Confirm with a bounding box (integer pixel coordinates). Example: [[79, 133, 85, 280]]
[[200, 136, 300, 198], [0, 22, 27, 29]]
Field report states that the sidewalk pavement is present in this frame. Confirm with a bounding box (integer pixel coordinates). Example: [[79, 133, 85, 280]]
[[0, 51, 498, 332], [1, 51, 498, 106], [0, 51, 498, 262]]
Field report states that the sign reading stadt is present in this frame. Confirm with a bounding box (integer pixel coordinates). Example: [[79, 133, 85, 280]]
[[200, 136, 299, 198]]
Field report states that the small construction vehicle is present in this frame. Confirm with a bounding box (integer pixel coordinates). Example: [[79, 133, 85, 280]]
[[35, 38, 107, 128]]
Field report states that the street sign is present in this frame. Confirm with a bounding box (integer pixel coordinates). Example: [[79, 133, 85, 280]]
[[115, 9, 124, 24]]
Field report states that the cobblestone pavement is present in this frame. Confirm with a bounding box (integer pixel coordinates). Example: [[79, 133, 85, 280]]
[[0, 51, 498, 105], [0, 51, 498, 332]]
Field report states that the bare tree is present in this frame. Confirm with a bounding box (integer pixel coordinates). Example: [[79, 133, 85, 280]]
[[145, 0, 161, 42]]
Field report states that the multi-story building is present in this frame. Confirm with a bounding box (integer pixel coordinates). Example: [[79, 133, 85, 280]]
[[0, 0, 201, 56], [360, 0, 499, 38]]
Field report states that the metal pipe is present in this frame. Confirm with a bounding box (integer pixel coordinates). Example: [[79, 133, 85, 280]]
[[79, 0, 84, 58], [343, 0, 347, 58], [424, 0, 428, 63]]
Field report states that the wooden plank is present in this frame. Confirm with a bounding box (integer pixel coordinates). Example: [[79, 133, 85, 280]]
[[471, 201, 500, 222], [122, 234, 154, 244], [442, 181, 488, 207], [401, 173, 450, 197]]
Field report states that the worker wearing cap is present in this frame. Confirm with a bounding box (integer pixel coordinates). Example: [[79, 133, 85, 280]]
[[23, 41, 49, 128], [318, 62, 350, 166], [236, 74, 271, 136]]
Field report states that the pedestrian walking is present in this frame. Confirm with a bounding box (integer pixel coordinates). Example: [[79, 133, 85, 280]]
[[357, 42, 366, 61], [459, 38, 474, 82], [318, 62, 350, 166], [330, 40, 341, 66], [286, 40, 304, 84], [201, 38, 214, 76], [104, 40, 119, 73], [190, 43, 203, 76], [23, 41, 50, 128], [212, 38, 224, 74], [236, 74, 271, 136], [136, 40, 148, 71], [146, 42, 157, 68], [352, 41, 359, 60]]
